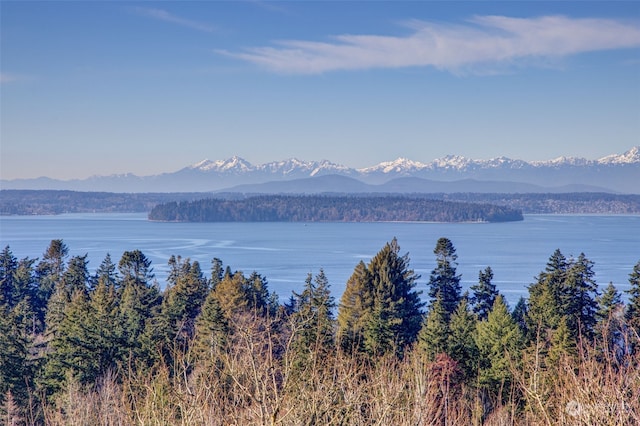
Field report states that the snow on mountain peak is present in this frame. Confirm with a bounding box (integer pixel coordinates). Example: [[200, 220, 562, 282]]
[[358, 157, 428, 174], [598, 146, 640, 165]]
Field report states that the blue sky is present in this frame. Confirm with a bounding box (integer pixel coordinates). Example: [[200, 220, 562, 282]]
[[2, 1, 639, 180]]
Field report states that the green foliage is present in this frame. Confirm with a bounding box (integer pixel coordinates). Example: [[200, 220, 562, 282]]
[[417, 295, 449, 361], [526, 249, 599, 350], [625, 260, 640, 337], [193, 289, 228, 364], [148, 195, 524, 223], [337, 238, 423, 357], [427, 237, 462, 321], [290, 270, 336, 362], [470, 266, 498, 320], [475, 296, 523, 399], [447, 297, 479, 379], [337, 261, 371, 354]]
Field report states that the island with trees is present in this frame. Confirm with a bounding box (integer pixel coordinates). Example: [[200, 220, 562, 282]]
[[147, 195, 524, 223]]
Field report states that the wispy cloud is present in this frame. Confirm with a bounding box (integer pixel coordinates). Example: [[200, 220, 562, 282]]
[[219, 15, 640, 74], [0, 72, 32, 84], [134, 7, 215, 33]]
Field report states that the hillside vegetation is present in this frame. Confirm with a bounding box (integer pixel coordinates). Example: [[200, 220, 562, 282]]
[[1, 238, 639, 424]]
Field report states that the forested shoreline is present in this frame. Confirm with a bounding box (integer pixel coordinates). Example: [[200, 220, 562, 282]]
[[148, 195, 524, 223], [1, 238, 639, 424], [2, 189, 640, 216]]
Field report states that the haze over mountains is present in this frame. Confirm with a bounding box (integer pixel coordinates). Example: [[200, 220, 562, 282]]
[[3, 147, 639, 194]]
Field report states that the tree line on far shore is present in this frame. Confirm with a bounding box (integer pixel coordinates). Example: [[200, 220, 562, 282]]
[[148, 195, 524, 223], [1, 238, 639, 424]]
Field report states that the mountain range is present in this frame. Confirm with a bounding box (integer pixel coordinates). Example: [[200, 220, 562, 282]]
[[2, 147, 639, 194]]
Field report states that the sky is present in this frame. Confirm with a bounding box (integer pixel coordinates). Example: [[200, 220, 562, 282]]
[[1, 1, 640, 180]]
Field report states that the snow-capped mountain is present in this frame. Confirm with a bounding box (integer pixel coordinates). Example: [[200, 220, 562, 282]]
[[2, 147, 638, 194]]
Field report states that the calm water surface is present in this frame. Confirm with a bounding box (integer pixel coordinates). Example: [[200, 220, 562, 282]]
[[1, 214, 639, 306]]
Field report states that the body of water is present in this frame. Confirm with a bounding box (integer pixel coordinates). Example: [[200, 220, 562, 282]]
[[1, 213, 639, 306]]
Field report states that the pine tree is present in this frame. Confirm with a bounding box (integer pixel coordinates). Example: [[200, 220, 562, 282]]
[[427, 237, 462, 321], [470, 266, 498, 320]]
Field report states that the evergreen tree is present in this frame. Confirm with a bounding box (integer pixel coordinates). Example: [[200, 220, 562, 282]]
[[91, 253, 119, 292], [625, 260, 640, 338], [41, 289, 97, 395], [561, 253, 598, 341], [447, 296, 479, 379], [88, 278, 125, 377], [417, 294, 449, 361], [337, 261, 372, 353], [290, 270, 336, 362], [210, 257, 224, 289], [61, 254, 90, 296], [0, 305, 31, 407], [151, 256, 209, 365], [116, 250, 160, 362], [0, 246, 18, 308], [511, 297, 528, 336], [337, 238, 423, 357], [193, 289, 228, 364], [470, 266, 498, 320], [475, 296, 522, 401], [427, 237, 462, 321], [34, 240, 69, 328], [597, 282, 623, 323], [526, 249, 569, 343], [213, 272, 250, 319]]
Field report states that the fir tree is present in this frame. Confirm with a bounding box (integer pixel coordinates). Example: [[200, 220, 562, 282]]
[[427, 237, 462, 321], [470, 266, 498, 320], [290, 270, 336, 362], [337, 261, 372, 354], [193, 289, 228, 364], [91, 253, 119, 292], [625, 260, 640, 338], [34, 240, 69, 328], [337, 238, 423, 357], [561, 253, 598, 341], [417, 294, 449, 361], [447, 296, 479, 379], [116, 250, 160, 362], [475, 295, 522, 401]]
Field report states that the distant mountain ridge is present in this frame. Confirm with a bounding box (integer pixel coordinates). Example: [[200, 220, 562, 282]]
[[2, 147, 639, 194]]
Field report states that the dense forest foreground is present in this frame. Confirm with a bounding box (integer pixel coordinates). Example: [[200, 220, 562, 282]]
[[2, 189, 640, 216], [1, 237, 639, 425]]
